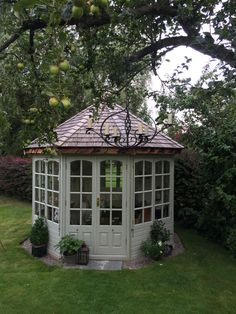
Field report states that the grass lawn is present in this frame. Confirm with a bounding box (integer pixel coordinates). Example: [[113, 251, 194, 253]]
[[0, 195, 236, 314]]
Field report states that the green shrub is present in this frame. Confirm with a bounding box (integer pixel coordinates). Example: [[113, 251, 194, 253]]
[[226, 228, 236, 258], [141, 240, 164, 261], [55, 235, 83, 256], [150, 220, 170, 243], [30, 217, 49, 246]]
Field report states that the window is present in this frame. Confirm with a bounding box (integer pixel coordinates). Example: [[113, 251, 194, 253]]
[[34, 160, 59, 223], [134, 159, 171, 225], [70, 160, 93, 226], [134, 161, 152, 224]]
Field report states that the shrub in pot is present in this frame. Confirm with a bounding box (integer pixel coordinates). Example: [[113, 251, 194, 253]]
[[30, 217, 49, 257], [55, 235, 83, 265]]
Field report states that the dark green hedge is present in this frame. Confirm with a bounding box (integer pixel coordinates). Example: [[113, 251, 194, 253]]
[[0, 156, 32, 201]]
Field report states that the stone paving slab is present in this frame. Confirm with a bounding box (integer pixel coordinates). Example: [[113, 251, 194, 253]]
[[64, 260, 123, 270]]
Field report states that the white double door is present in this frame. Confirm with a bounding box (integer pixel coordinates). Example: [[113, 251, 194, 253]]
[[66, 157, 127, 258]]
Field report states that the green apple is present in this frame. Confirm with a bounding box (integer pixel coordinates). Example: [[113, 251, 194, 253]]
[[72, 6, 84, 19], [29, 107, 38, 113], [59, 60, 70, 71], [95, 0, 108, 7], [74, 0, 86, 7], [49, 97, 59, 106], [70, 45, 76, 53], [61, 97, 71, 108], [17, 62, 25, 70], [49, 65, 59, 75], [90, 5, 100, 15]]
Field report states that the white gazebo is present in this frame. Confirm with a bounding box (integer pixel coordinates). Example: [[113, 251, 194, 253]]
[[25, 105, 183, 261]]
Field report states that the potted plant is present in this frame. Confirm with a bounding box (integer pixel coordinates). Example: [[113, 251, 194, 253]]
[[30, 217, 49, 257], [55, 235, 83, 265]]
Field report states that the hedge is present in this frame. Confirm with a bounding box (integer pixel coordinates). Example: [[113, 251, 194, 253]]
[[0, 156, 32, 201]]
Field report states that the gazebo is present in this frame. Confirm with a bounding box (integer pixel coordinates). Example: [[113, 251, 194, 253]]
[[25, 105, 183, 261]]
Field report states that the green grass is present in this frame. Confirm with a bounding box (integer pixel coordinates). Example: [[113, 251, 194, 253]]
[[0, 194, 236, 314]]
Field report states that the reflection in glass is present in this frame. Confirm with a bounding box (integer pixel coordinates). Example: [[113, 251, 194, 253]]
[[164, 175, 170, 188], [164, 161, 170, 173], [145, 176, 152, 191], [41, 175, 45, 188], [112, 161, 122, 176], [100, 177, 110, 192], [144, 207, 151, 222], [145, 161, 152, 175], [135, 161, 143, 176], [163, 204, 169, 217], [35, 175, 40, 187], [155, 191, 162, 204], [155, 161, 162, 174], [135, 209, 142, 224], [135, 193, 143, 208], [35, 161, 40, 173], [47, 191, 53, 205], [163, 190, 170, 203], [48, 161, 53, 174], [71, 177, 80, 192], [82, 210, 92, 225], [54, 162, 59, 175], [82, 194, 92, 208], [35, 202, 39, 215], [70, 194, 80, 208], [35, 189, 39, 201], [100, 210, 110, 225], [53, 192, 59, 207], [112, 211, 122, 225], [54, 177, 59, 191], [71, 161, 80, 175], [155, 206, 162, 219], [82, 160, 92, 176], [70, 210, 80, 225], [155, 176, 162, 189], [112, 177, 122, 192], [48, 176, 53, 190], [101, 161, 110, 176], [100, 194, 110, 208], [144, 192, 152, 206], [48, 206, 53, 221], [112, 194, 122, 209], [82, 178, 92, 192], [41, 161, 45, 173], [54, 208, 59, 223], [135, 177, 143, 192]]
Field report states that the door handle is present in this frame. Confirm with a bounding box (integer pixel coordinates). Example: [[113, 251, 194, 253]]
[[96, 197, 100, 207]]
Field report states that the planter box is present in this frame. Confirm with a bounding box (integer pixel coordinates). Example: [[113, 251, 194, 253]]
[[32, 244, 47, 257], [63, 253, 77, 265]]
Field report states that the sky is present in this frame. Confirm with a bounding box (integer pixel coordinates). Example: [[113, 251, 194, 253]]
[[147, 46, 214, 118]]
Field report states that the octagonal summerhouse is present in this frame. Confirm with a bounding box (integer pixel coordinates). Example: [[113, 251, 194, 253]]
[[25, 105, 183, 261]]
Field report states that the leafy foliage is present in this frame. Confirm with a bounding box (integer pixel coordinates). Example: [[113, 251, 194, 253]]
[[55, 234, 83, 255], [0, 156, 32, 201], [30, 217, 49, 246], [226, 228, 236, 258]]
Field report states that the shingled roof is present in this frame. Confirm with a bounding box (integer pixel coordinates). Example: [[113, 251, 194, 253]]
[[26, 105, 183, 154]]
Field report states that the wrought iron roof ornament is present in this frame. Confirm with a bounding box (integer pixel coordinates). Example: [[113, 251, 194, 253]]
[[86, 102, 174, 148]]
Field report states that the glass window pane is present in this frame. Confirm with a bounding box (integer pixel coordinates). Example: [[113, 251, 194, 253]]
[[70, 194, 80, 208], [70, 210, 80, 225], [48, 176, 53, 190], [35, 161, 40, 173], [144, 207, 151, 222], [53, 192, 59, 207], [71, 161, 80, 175], [164, 175, 170, 188], [145, 176, 152, 191], [54, 162, 59, 175], [164, 190, 170, 203], [155, 161, 162, 174], [135, 177, 143, 192], [82, 194, 92, 208], [71, 177, 80, 192], [155, 206, 162, 219], [54, 177, 59, 191], [48, 206, 53, 221], [82, 160, 92, 176], [155, 176, 162, 189], [101, 161, 110, 176], [40, 207, 45, 217], [135, 193, 143, 208], [112, 177, 122, 192], [100, 177, 110, 192], [35, 202, 39, 215], [112, 194, 122, 209], [164, 161, 170, 173], [82, 210, 92, 225], [155, 191, 162, 204], [54, 208, 59, 223], [41, 190, 45, 203], [144, 192, 152, 206], [100, 210, 110, 225], [40, 161, 45, 173], [163, 204, 169, 217], [48, 161, 53, 174], [112, 161, 122, 176], [112, 211, 122, 225], [35, 189, 39, 201], [135, 161, 143, 176], [35, 175, 40, 187], [145, 161, 152, 175], [41, 175, 45, 188], [135, 209, 142, 224], [82, 178, 92, 192], [48, 191, 53, 205], [100, 194, 110, 208]]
